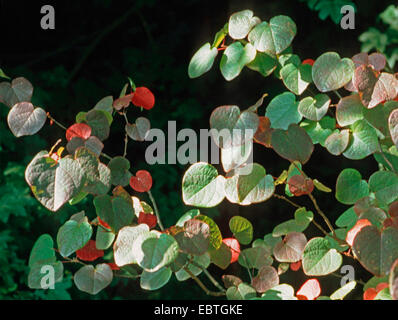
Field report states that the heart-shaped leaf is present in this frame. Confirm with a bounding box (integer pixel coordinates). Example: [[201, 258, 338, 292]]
[[272, 208, 313, 237], [113, 224, 150, 267], [335, 168, 369, 205], [126, 117, 151, 141], [225, 163, 275, 205], [302, 237, 343, 276], [7, 102, 47, 137], [248, 16, 297, 54], [140, 267, 172, 291], [271, 124, 314, 164], [175, 253, 210, 281], [133, 231, 179, 272], [188, 43, 218, 78], [108, 157, 132, 187], [325, 129, 350, 156], [229, 216, 253, 245], [251, 266, 279, 293], [273, 232, 307, 263], [175, 219, 210, 256], [182, 162, 226, 208], [298, 94, 330, 121], [95, 226, 115, 250], [221, 141, 253, 173], [228, 10, 258, 40], [369, 171, 398, 205], [76, 240, 104, 261], [131, 87, 155, 110], [220, 42, 256, 81], [353, 65, 398, 108], [238, 247, 272, 269], [343, 119, 379, 160], [57, 217, 92, 257], [29, 234, 56, 268], [210, 105, 259, 149], [0, 77, 33, 108], [85, 110, 110, 141], [336, 94, 364, 126], [312, 52, 355, 92], [74, 264, 113, 295], [353, 226, 398, 276], [254, 116, 273, 148], [194, 215, 222, 250], [281, 63, 312, 95], [226, 283, 257, 300], [296, 279, 321, 300], [222, 238, 240, 263], [25, 151, 86, 212], [130, 170, 153, 193], [66, 123, 92, 141], [266, 92, 302, 130], [247, 52, 277, 77]]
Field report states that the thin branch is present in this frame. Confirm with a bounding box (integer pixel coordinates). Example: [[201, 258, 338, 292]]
[[377, 140, 397, 174], [47, 112, 67, 131], [330, 272, 365, 286], [183, 267, 226, 297], [190, 260, 225, 293], [147, 190, 164, 231], [308, 193, 336, 236], [240, 252, 253, 283], [334, 90, 342, 99], [273, 193, 301, 208]]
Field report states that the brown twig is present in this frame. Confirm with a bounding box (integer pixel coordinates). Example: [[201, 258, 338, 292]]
[[183, 267, 226, 297]]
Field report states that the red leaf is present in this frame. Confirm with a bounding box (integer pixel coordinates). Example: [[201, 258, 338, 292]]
[[389, 201, 398, 217], [66, 123, 91, 141], [130, 170, 153, 193], [107, 262, 120, 271], [302, 59, 315, 66], [296, 279, 321, 300], [376, 282, 389, 293], [363, 288, 377, 300], [223, 238, 240, 263], [76, 240, 104, 262], [131, 87, 155, 110], [346, 219, 372, 246], [254, 116, 274, 148], [98, 216, 111, 230], [288, 175, 314, 196], [138, 212, 157, 229], [290, 260, 302, 272]]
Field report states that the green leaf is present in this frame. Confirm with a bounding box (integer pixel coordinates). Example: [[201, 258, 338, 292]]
[[302, 237, 343, 276], [336, 206, 358, 228], [343, 120, 379, 160], [83, 162, 111, 196], [266, 92, 301, 130], [221, 142, 253, 173], [0, 77, 33, 108], [175, 219, 210, 256], [220, 42, 256, 81], [313, 179, 332, 193], [272, 208, 313, 237], [273, 232, 307, 263], [271, 124, 314, 164], [369, 171, 398, 205], [175, 253, 210, 281], [140, 267, 172, 291], [94, 96, 114, 116], [133, 231, 179, 272], [114, 224, 150, 267], [225, 163, 275, 205], [188, 43, 218, 78], [336, 94, 364, 127], [298, 94, 330, 121], [364, 101, 397, 139], [93, 194, 135, 233], [281, 63, 312, 95], [85, 110, 110, 141], [238, 247, 273, 269], [226, 283, 257, 300], [260, 284, 297, 300], [25, 152, 85, 212], [248, 16, 297, 55], [7, 102, 47, 138], [28, 261, 64, 289], [312, 52, 354, 92], [229, 216, 253, 245], [209, 243, 232, 270], [325, 129, 350, 156], [353, 226, 398, 276], [108, 157, 132, 187], [228, 10, 257, 40], [56, 218, 92, 258], [335, 168, 369, 205], [210, 105, 259, 148], [96, 227, 115, 250], [247, 52, 277, 77], [74, 264, 113, 295], [29, 234, 56, 268], [330, 281, 356, 300], [300, 116, 336, 146], [182, 162, 226, 208], [194, 215, 222, 250]]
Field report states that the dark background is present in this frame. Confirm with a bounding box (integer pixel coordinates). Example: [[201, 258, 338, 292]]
[[0, 0, 395, 300]]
